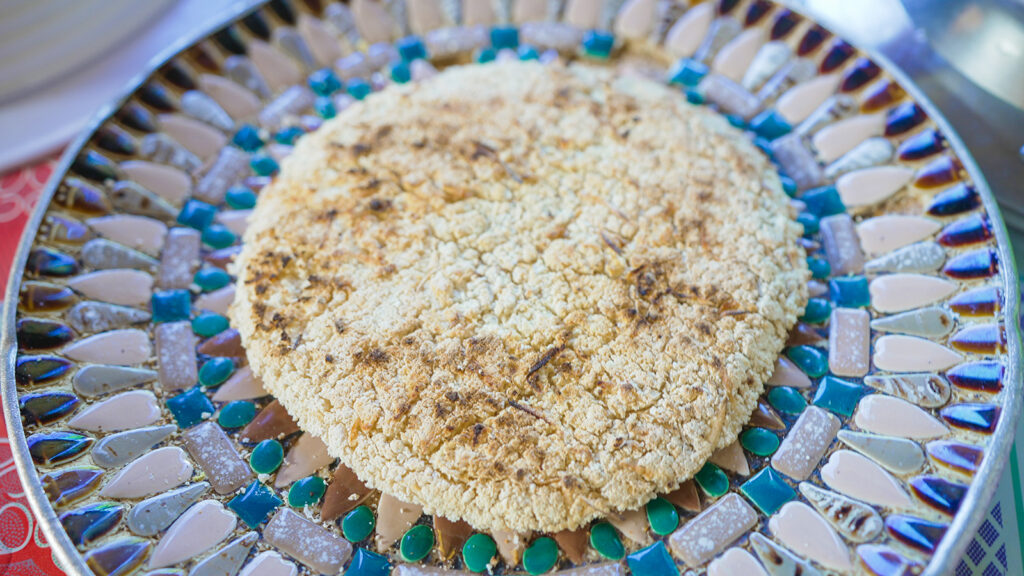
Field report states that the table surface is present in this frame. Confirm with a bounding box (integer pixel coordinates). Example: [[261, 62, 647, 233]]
[[2, 1, 1024, 574]]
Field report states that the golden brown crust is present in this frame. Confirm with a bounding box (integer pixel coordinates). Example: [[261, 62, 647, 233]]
[[230, 61, 808, 532]]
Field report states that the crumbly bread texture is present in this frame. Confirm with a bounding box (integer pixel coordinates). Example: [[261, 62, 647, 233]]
[[231, 61, 808, 533]]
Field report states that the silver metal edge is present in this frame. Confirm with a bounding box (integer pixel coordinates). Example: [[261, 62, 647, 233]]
[[0, 1, 265, 574], [1, 2, 1019, 575], [778, 2, 1023, 573]]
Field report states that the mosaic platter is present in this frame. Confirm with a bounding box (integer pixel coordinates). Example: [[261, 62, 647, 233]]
[[1, 0, 1021, 575]]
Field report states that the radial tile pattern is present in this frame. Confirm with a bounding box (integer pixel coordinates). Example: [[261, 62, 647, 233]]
[[4, 1, 1017, 576]]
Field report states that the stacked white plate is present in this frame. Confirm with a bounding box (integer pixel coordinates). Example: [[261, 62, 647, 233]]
[[0, 0, 173, 103]]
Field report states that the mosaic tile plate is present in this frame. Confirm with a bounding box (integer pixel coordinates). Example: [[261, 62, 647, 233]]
[[1, 1, 1020, 575]]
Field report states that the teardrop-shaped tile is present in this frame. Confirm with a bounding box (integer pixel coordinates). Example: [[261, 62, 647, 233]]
[[864, 368, 950, 405], [100, 446, 194, 499], [870, 307, 955, 338], [614, 0, 657, 40], [885, 515, 946, 554], [376, 493, 424, 549], [87, 215, 167, 257], [812, 113, 885, 163], [836, 165, 913, 209], [121, 161, 192, 205], [865, 242, 946, 274], [854, 395, 948, 439], [928, 440, 983, 476], [20, 282, 76, 312], [211, 366, 267, 402], [223, 55, 272, 100], [298, 14, 344, 67], [898, 128, 945, 161], [740, 40, 791, 93], [197, 74, 262, 121], [665, 3, 715, 58], [824, 137, 894, 179], [181, 90, 234, 131], [712, 27, 766, 83], [708, 548, 767, 576], [54, 178, 112, 215], [915, 156, 963, 188], [42, 467, 104, 508], [949, 324, 1005, 355], [839, 58, 880, 93], [20, 391, 80, 425], [927, 183, 980, 216], [885, 102, 927, 136], [321, 464, 372, 522], [240, 400, 299, 444], [874, 335, 963, 372], [26, 247, 79, 277], [947, 361, 1004, 393], [61, 501, 125, 546], [108, 181, 178, 221], [40, 213, 94, 244], [148, 500, 237, 569], [17, 318, 75, 350], [73, 150, 124, 182], [93, 425, 177, 469], [749, 532, 823, 576], [768, 501, 852, 571], [798, 482, 883, 542], [117, 102, 158, 132], [910, 476, 967, 516], [158, 114, 228, 160], [869, 274, 956, 313], [821, 449, 913, 508], [950, 286, 1001, 317], [943, 248, 998, 279], [274, 434, 333, 487], [85, 537, 151, 576], [68, 269, 153, 307], [564, 0, 603, 29], [248, 39, 304, 92], [74, 365, 156, 397], [239, 551, 297, 576], [131, 481, 207, 538], [937, 214, 993, 248], [837, 430, 925, 475], [68, 390, 161, 432], [142, 132, 201, 174], [190, 532, 257, 576], [63, 329, 151, 365], [15, 354, 72, 386], [29, 431, 94, 465], [608, 508, 650, 545], [856, 215, 941, 256], [767, 356, 811, 388], [82, 239, 159, 271], [857, 544, 923, 576], [940, 403, 999, 433]]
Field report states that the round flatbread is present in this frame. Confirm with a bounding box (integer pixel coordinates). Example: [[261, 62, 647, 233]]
[[231, 61, 808, 533]]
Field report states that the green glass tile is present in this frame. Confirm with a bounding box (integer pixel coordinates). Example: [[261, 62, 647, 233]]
[[589, 522, 624, 560], [767, 387, 807, 415], [627, 542, 679, 576], [288, 476, 326, 507], [462, 533, 497, 572], [813, 376, 869, 417], [342, 505, 375, 542], [199, 357, 234, 388], [829, 276, 870, 308], [645, 497, 679, 535], [694, 462, 729, 497], [192, 312, 229, 337], [800, 298, 831, 324], [249, 439, 283, 474], [218, 401, 256, 429], [786, 345, 828, 378], [400, 524, 434, 562], [807, 257, 831, 279], [522, 537, 558, 575], [740, 467, 796, 515], [740, 427, 780, 457]]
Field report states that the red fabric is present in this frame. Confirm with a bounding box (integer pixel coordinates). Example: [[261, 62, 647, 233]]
[[0, 157, 65, 576]]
